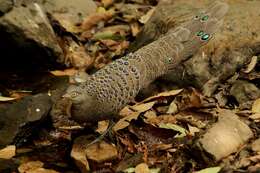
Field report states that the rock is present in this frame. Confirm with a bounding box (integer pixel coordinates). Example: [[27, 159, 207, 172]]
[[42, 0, 97, 33], [197, 109, 253, 161], [0, 93, 52, 148], [0, 3, 64, 72], [230, 80, 260, 109], [131, 0, 260, 96], [0, 0, 13, 15]]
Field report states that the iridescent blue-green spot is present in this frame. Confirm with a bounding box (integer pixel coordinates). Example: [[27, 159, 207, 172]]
[[201, 15, 209, 21], [201, 34, 210, 41], [196, 31, 204, 37]]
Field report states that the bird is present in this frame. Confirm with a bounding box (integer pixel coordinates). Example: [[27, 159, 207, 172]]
[[59, 1, 229, 123]]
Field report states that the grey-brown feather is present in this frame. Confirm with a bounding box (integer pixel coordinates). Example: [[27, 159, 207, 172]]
[[63, 1, 229, 123]]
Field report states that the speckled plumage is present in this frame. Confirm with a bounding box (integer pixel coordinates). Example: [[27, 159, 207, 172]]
[[63, 1, 229, 123]]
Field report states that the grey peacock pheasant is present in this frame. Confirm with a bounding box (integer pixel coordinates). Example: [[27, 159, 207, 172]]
[[60, 1, 229, 123]]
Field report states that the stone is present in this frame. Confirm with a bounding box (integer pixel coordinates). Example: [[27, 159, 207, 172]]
[[42, 0, 97, 33], [198, 109, 253, 161], [0, 93, 52, 147], [0, 3, 64, 72], [0, 0, 13, 15]]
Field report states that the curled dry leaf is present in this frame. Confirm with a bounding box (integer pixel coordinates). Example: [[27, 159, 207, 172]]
[[0, 96, 16, 102], [159, 123, 187, 138], [139, 7, 155, 24], [243, 56, 258, 73], [0, 145, 16, 159], [131, 101, 156, 112], [166, 101, 178, 114], [142, 89, 183, 103]]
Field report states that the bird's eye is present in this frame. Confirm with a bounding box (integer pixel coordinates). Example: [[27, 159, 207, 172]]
[[166, 57, 173, 63], [70, 91, 79, 98], [201, 15, 209, 22], [194, 15, 200, 20], [201, 33, 210, 41]]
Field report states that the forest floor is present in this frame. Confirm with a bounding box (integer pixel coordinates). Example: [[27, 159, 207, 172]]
[[0, 0, 260, 173]]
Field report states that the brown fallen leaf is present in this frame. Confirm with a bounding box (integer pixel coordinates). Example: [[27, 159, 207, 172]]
[[86, 141, 118, 163], [243, 56, 258, 73], [139, 7, 155, 24], [142, 89, 183, 103], [0, 96, 16, 102], [96, 120, 110, 134], [101, 0, 113, 7], [0, 145, 16, 159], [130, 22, 141, 36], [50, 68, 78, 77], [113, 112, 140, 132], [18, 161, 59, 173], [81, 7, 114, 31], [166, 101, 178, 114], [71, 136, 90, 173], [131, 101, 156, 112], [252, 98, 260, 113], [135, 163, 149, 173]]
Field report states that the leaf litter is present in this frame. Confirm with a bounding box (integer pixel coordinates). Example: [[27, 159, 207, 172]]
[[1, 0, 260, 173]]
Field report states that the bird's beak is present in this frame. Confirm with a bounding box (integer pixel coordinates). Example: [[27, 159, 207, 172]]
[[62, 93, 71, 98]]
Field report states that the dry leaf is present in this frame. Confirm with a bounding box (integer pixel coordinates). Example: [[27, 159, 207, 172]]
[[113, 112, 140, 131], [102, 0, 113, 7], [81, 8, 114, 31], [188, 124, 200, 136], [135, 163, 149, 173], [119, 106, 136, 117], [195, 167, 221, 173], [159, 123, 187, 138], [252, 98, 260, 113], [243, 56, 258, 73], [0, 145, 16, 159], [139, 7, 155, 24], [249, 113, 260, 120], [131, 101, 156, 112], [0, 96, 16, 102], [166, 101, 178, 114], [130, 22, 141, 36], [18, 161, 59, 173], [142, 89, 183, 103], [50, 68, 78, 77], [71, 137, 90, 173], [86, 141, 118, 163], [96, 120, 110, 134]]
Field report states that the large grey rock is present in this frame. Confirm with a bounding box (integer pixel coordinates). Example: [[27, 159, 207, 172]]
[[0, 94, 52, 148], [197, 109, 253, 161], [0, 0, 13, 15], [42, 0, 97, 33], [0, 3, 64, 72]]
